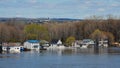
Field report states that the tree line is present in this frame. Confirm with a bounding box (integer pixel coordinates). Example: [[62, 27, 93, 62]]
[[0, 16, 120, 45]]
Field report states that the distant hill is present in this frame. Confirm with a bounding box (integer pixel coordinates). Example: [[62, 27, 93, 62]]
[[0, 17, 82, 23], [50, 18, 82, 22]]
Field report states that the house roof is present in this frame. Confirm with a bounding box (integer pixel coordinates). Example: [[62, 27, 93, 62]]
[[51, 39, 62, 44], [57, 40, 62, 44], [2, 43, 21, 46], [26, 40, 39, 43], [51, 40, 58, 44], [83, 39, 93, 42], [81, 39, 94, 44], [40, 40, 49, 44]]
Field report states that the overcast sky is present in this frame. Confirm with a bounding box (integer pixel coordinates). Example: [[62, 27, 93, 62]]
[[0, 0, 120, 18]]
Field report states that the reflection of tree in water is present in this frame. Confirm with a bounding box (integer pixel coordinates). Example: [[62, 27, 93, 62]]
[[107, 48, 120, 54], [40, 47, 120, 56], [45, 49, 75, 56], [61, 49, 74, 55]]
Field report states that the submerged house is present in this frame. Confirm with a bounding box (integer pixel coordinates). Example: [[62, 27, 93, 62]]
[[2, 43, 23, 53], [98, 39, 108, 47], [24, 40, 40, 50], [80, 39, 95, 48], [48, 40, 65, 49], [40, 40, 49, 48], [73, 40, 82, 47], [50, 40, 63, 46]]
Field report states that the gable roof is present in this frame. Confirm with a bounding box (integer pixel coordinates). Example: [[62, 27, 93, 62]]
[[51, 39, 62, 44], [51, 39, 58, 44], [83, 39, 93, 42], [82, 39, 95, 44], [26, 40, 39, 43], [57, 40, 62, 44]]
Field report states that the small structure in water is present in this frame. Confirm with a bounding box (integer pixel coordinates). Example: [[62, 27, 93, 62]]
[[98, 39, 108, 47], [48, 39, 65, 49], [40, 40, 49, 49], [2, 42, 23, 53], [80, 39, 95, 48], [72, 40, 81, 48], [24, 40, 40, 50]]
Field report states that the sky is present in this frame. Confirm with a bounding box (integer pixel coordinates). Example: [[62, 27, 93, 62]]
[[0, 0, 120, 19]]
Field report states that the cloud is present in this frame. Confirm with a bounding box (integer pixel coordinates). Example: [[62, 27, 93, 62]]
[[0, 0, 17, 3], [0, 0, 8, 1], [111, 3, 120, 7], [0, 0, 10, 2], [16, 14, 22, 17], [98, 8, 105, 12], [85, 1, 91, 4], [29, 0, 37, 4]]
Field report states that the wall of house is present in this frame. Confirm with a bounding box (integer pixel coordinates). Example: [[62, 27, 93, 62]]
[[9, 47, 21, 51], [24, 42, 40, 50], [2, 46, 21, 52]]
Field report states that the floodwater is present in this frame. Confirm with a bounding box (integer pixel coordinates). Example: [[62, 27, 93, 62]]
[[0, 47, 120, 68]]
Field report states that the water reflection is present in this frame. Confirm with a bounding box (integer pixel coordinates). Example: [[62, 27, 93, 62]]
[[0, 47, 120, 58], [0, 53, 20, 59], [39, 47, 120, 56], [0, 47, 120, 68]]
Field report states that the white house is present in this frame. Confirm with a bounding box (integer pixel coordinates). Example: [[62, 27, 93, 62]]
[[24, 40, 40, 50], [40, 40, 49, 49], [80, 39, 95, 48], [2, 46, 22, 53], [72, 40, 82, 48], [2, 43, 23, 53], [99, 40, 108, 47], [48, 40, 65, 49]]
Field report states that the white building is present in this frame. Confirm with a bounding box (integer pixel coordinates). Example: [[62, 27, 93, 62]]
[[99, 40, 108, 47], [40, 40, 49, 49], [48, 40, 65, 49], [80, 39, 95, 48], [72, 40, 82, 48], [2, 43, 23, 53], [24, 40, 40, 50], [2, 46, 22, 53]]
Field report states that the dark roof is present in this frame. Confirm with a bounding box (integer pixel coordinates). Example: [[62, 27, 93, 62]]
[[51, 39, 58, 44], [26, 40, 39, 43]]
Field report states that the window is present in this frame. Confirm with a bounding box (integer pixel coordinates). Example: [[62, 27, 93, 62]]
[[33, 45, 38, 48]]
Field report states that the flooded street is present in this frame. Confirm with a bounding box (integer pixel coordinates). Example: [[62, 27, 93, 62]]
[[0, 47, 120, 68]]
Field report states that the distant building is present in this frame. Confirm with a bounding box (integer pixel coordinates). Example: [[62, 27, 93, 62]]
[[73, 40, 82, 48], [99, 39, 108, 47], [24, 40, 40, 50], [48, 40, 65, 49], [80, 39, 95, 48], [50, 39, 62, 46], [2, 46, 22, 53], [40, 40, 49, 49], [2, 42, 23, 53]]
